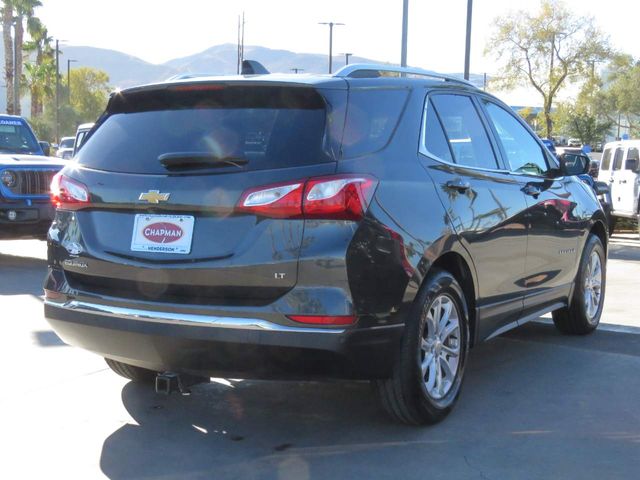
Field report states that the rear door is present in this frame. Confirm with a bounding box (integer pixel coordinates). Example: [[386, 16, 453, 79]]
[[420, 92, 529, 339], [55, 83, 345, 305], [610, 146, 626, 213], [615, 146, 639, 215]]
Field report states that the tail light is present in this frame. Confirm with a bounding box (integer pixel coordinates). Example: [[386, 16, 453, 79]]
[[237, 174, 377, 220], [50, 172, 90, 209]]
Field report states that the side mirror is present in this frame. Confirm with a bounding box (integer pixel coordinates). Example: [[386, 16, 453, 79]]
[[625, 158, 639, 172], [559, 153, 590, 176], [38, 141, 51, 157], [593, 181, 610, 196]]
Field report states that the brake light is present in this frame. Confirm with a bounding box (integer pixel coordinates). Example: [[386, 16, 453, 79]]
[[236, 181, 304, 218], [236, 175, 377, 220], [287, 314, 356, 326], [304, 175, 376, 220], [50, 172, 90, 209]]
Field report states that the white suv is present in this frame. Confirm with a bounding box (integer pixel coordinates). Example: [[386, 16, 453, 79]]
[[598, 140, 640, 224]]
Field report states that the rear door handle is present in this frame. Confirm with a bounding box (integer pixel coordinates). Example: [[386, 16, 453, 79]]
[[445, 179, 471, 192]]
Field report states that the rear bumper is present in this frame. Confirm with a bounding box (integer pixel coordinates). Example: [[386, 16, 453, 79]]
[[44, 299, 403, 380]]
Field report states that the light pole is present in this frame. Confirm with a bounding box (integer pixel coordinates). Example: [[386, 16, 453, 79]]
[[318, 22, 344, 74], [341, 53, 353, 66], [290, 68, 304, 74], [401, 0, 408, 67], [464, 0, 473, 80], [67, 59, 77, 102], [55, 39, 60, 143]]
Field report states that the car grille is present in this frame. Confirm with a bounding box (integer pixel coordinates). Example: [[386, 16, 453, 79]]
[[3, 169, 58, 196]]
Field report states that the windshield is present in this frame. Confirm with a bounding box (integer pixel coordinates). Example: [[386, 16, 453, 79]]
[[0, 120, 42, 154], [60, 138, 75, 148]]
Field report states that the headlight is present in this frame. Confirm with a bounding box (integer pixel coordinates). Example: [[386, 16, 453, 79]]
[[1, 170, 16, 188]]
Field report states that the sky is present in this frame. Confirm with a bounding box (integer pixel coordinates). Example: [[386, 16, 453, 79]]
[[37, 0, 640, 105]]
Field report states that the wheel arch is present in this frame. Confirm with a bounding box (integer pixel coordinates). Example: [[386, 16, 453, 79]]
[[428, 251, 478, 347], [590, 218, 608, 255]]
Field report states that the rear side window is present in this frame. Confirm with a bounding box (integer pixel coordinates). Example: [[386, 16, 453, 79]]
[[340, 88, 408, 158], [600, 148, 612, 170], [483, 101, 549, 176], [77, 86, 340, 174], [429, 94, 498, 169], [612, 148, 624, 170], [422, 99, 453, 163]]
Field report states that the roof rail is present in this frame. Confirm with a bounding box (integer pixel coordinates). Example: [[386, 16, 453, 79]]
[[333, 63, 475, 87]]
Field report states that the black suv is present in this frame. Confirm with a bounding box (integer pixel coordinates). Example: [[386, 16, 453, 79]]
[[44, 64, 608, 425]]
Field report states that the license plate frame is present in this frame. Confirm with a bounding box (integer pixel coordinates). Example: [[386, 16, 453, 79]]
[[131, 214, 195, 255]]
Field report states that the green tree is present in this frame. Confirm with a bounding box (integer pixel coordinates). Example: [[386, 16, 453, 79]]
[[13, 0, 42, 114], [33, 66, 111, 141], [1, 0, 42, 115], [486, 0, 610, 138], [554, 72, 614, 145], [594, 54, 640, 137], [23, 15, 54, 117], [67, 67, 111, 122]]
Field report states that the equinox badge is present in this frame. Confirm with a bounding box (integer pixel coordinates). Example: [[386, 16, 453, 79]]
[[139, 190, 171, 204]]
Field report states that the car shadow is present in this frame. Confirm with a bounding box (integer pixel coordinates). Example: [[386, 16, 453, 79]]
[[99, 324, 640, 479], [0, 253, 47, 296]]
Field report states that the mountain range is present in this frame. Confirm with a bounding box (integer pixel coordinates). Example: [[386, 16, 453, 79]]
[[0, 43, 487, 113]]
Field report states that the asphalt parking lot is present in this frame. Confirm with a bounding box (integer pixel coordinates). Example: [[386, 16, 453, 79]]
[[1, 236, 639, 479]]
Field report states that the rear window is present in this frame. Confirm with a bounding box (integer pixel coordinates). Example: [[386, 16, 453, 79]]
[[600, 148, 611, 170], [612, 148, 624, 170], [77, 86, 341, 174], [60, 138, 75, 148]]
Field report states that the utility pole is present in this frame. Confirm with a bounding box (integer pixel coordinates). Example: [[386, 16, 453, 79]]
[[55, 39, 60, 143], [319, 22, 344, 74], [401, 0, 408, 67], [464, 0, 473, 80], [67, 59, 77, 102]]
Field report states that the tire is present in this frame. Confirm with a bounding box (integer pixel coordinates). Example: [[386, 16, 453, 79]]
[[375, 269, 470, 425], [552, 234, 606, 335], [105, 358, 157, 383]]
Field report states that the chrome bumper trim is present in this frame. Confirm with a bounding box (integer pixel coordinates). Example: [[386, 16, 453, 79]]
[[45, 299, 346, 334]]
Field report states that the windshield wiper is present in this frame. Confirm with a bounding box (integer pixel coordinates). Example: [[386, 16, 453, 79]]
[[158, 152, 248, 170]]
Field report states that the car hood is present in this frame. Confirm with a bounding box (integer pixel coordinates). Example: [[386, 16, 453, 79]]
[[0, 154, 69, 167]]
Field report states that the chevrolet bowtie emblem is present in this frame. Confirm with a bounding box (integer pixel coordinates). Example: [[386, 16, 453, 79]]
[[139, 190, 171, 204]]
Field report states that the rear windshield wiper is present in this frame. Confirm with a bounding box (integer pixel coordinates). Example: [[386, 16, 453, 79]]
[[158, 152, 248, 170]]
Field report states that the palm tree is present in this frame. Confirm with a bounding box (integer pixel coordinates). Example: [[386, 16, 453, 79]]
[[12, 0, 42, 114], [2, 0, 15, 114], [24, 15, 52, 117]]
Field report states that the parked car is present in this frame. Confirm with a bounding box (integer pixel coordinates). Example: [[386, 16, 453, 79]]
[[56, 136, 75, 159], [541, 138, 557, 156], [568, 138, 582, 147], [44, 63, 609, 425], [73, 122, 94, 156], [0, 114, 68, 238], [597, 140, 640, 234]]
